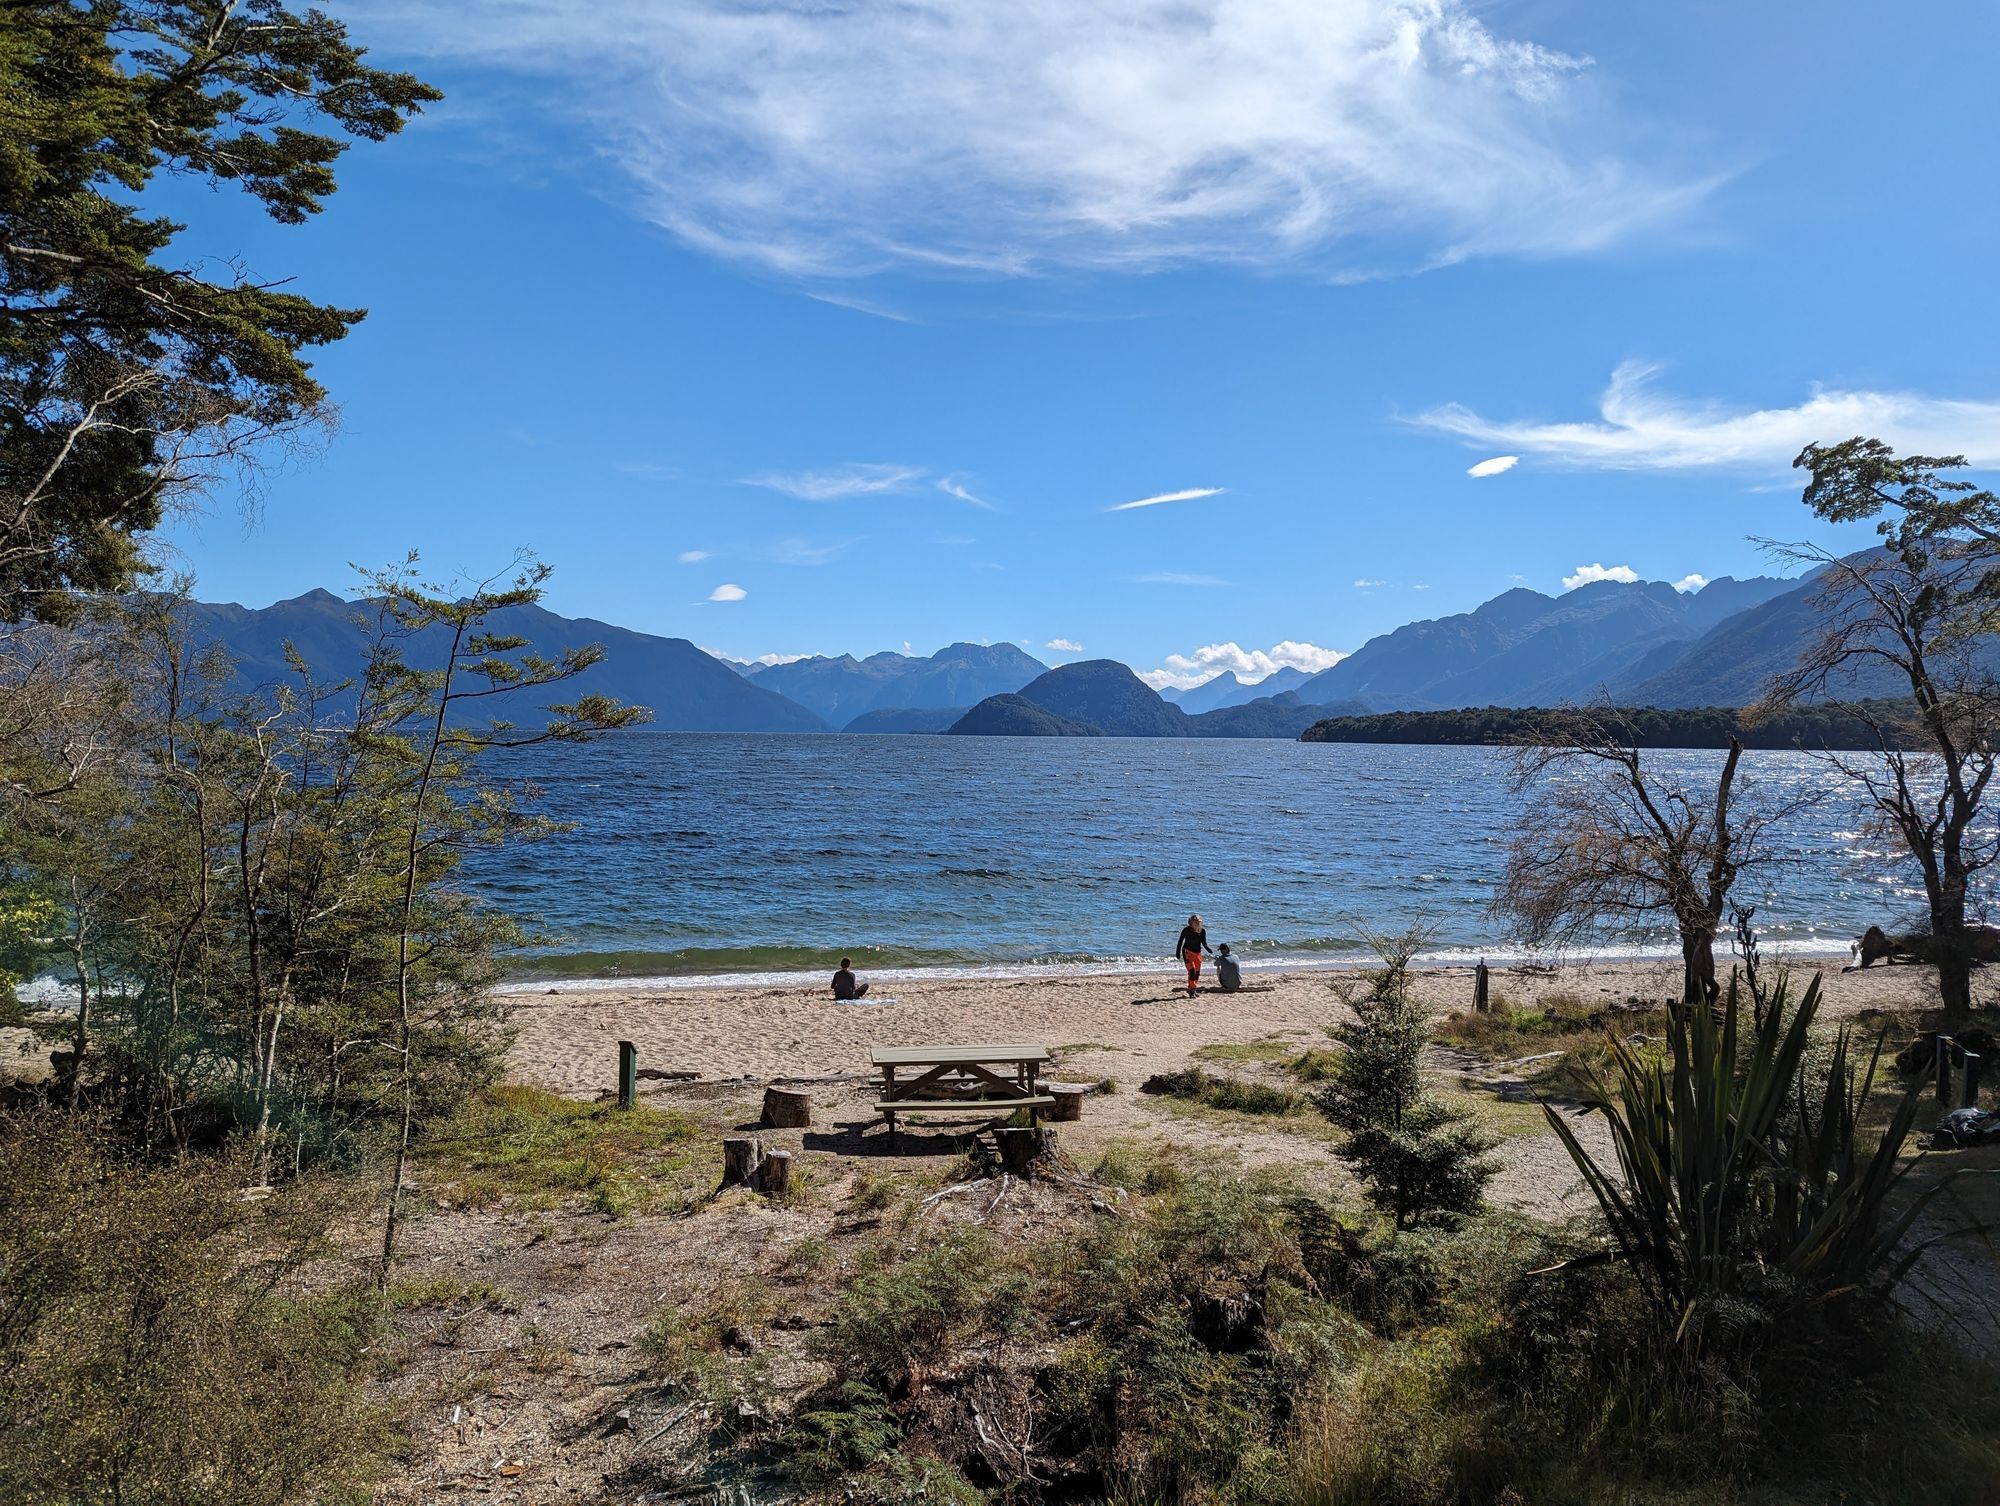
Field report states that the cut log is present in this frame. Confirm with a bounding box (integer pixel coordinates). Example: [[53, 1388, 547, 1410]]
[[1046, 1084, 1088, 1122], [996, 1126, 1050, 1177], [759, 1149, 794, 1197], [761, 1086, 813, 1128], [722, 1137, 763, 1188], [1474, 961, 1490, 1014]]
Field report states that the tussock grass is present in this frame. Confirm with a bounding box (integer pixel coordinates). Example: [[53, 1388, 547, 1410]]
[[418, 1084, 701, 1217], [1192, 1039, 1294, 1064]]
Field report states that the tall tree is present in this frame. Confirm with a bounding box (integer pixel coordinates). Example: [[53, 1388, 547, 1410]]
[[1496, 710, 1801, 1006], [0, 1, 439, 619], [1765, 440, 2000, 1024]]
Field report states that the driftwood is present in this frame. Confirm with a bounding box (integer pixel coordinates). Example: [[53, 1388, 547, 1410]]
[[1855, 923, 2000, 969], [760, 1086, 813, 1128]]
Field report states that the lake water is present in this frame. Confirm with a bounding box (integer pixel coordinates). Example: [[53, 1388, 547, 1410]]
[[473, 734, 1918, 989]]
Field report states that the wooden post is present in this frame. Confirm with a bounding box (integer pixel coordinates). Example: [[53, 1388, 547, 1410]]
[[1046, 1084, 1087, 1122], [722, 1137, 763, 1188], [1963, 1051, 1983, 1109], [760, 1086, 813, 1128], [1474, 960, 1490, 1014], [758, 1149, 794, 1198], [1935, 1033, 1955, 1106], [618, 1040, 637, 1110], [996, 1126, 1048, 1177]]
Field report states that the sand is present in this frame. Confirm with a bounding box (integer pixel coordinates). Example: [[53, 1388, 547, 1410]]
[[502, 950, 1943, 1218], [504, 950, 1928, 1096]]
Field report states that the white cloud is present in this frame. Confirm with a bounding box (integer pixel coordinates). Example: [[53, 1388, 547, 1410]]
[[1562, 563, 1638, 590], [1466, 454, 1518, 477], [743, 463, 923, 501], [937, 475, 996, 509], [1411, 583, 1432, 590], [1353, 577, 1387, 588], [1046, 637, 1085, 653], [1417, 362, 2000, 471], [1140, 639, 1349, 691], [1673, 573, 1708, 593], [370, 1, 1703, 278], [707, 583, 747, 602], [704, 648, 809, 666], [1107, 487, 1226, 513], [1131, 572, 1232, 587], [677, 549, 711, 564]]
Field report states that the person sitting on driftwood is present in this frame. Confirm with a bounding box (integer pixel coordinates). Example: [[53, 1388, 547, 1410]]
[[832, 957, 870, 1000], [1215, 943, 1242, 993]]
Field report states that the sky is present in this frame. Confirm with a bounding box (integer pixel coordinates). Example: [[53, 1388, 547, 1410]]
[[155, 0, 2000, 689]]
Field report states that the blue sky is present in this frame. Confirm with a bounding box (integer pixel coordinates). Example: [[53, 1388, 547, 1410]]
[[158, 0, 2000, 687]]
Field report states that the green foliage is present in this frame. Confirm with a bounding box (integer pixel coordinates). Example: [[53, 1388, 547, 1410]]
[[1142, 1065, 1303, 1116], [1317, 935, 1499, 1229], [1299, 699, 1928, 750], [0, 2, 440, 616], [1542, 971, 1939, 1329], [782, 1381, 904, 1479], [815, 1231, 997, 1394], [0, 1112, 384, 1505]]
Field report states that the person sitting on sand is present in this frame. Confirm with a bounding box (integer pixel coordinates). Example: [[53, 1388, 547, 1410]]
[[832, 958, 870, 1000], [1215, 943, 1242, 993], [1174, 915, 1214, 998]]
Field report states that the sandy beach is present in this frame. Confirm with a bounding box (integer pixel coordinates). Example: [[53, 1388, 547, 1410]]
[[502, 950, 1942, 1219], [505, 950, 1923, 1096]]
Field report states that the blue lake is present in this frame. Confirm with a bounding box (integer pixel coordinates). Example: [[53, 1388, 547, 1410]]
[[474, 733, 1910, 987]]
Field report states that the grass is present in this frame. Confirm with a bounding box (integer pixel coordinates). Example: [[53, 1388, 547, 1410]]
[[1434, 993, 1674, 1092], [417, 1084, 702, 1217], [1142, 1066, 1306, 1117], [1193, 1039, 1296, 1064], [381, 1275, 512, 1313]]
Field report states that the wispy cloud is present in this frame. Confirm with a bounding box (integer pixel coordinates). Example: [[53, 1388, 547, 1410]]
[[767, 537, 854, 567], [371, 1, 1704, 277], [617, 460, 677, 479], [937, 475, 996, 510], [1417, 362, 2000, 471], [1107, 487, 1227, 513], [677, 549, 711, 564], [707, 583, 747, 602], [1353, 577, 1386, 588], [1466, 455, 1518, 477], [805, 289, 915, 323], [1562, 563, 1638, 590], [1131, 572, 1232, 587], [1139, 640, 1349, 691], [742, 463, 923, 501], [704, 647, 808, 666], [1046, 637, 1085, 653]]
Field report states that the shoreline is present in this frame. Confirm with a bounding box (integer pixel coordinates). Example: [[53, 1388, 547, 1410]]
[[496, 941, 1861, 995]]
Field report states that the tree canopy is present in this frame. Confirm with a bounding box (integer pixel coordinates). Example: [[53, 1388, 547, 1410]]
[[0, 1, 439, 620]]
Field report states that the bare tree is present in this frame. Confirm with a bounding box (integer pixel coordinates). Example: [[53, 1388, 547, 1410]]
[[1495, 710, 1801, 1006], [1762, 441, 2000, 1023]]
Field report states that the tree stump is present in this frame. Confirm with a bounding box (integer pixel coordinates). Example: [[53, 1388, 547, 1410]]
[[722, 1137, 763, 1188], [1474, 961, 1490, 1014], [1046, 1084, 1088, 1122], [761, 1086, 813, 1128], [996, 1126, 1050, 1177], [758, 1149, 794, 1197]]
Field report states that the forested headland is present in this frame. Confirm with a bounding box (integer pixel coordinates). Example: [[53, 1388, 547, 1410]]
[[1300, 699, 1922, 749]]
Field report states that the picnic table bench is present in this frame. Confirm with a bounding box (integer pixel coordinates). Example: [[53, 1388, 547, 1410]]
[[870, 1043, 1053, 1143]]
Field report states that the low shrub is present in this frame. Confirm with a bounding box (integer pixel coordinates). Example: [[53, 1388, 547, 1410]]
[[1140, 1066, 1302, 1116]]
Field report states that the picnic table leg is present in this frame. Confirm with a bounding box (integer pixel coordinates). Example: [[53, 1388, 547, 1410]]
[[882, 1064, 898, 1148], [1028, 1061, 1041, 1129]]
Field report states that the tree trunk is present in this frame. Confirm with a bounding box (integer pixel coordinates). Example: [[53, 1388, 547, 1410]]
[[1680, 933, 1717, 1009], [1936, 942, 1974, 1025]]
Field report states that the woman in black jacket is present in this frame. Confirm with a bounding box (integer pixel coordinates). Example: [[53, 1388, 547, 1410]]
[[1174, 914, 1213, 998]]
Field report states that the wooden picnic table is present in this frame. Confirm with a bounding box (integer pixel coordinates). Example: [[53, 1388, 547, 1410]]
[[870, 1043, 1053, 1142]]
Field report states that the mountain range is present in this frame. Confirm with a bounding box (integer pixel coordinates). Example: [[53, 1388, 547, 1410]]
[[158, 562, 1903, 738]]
